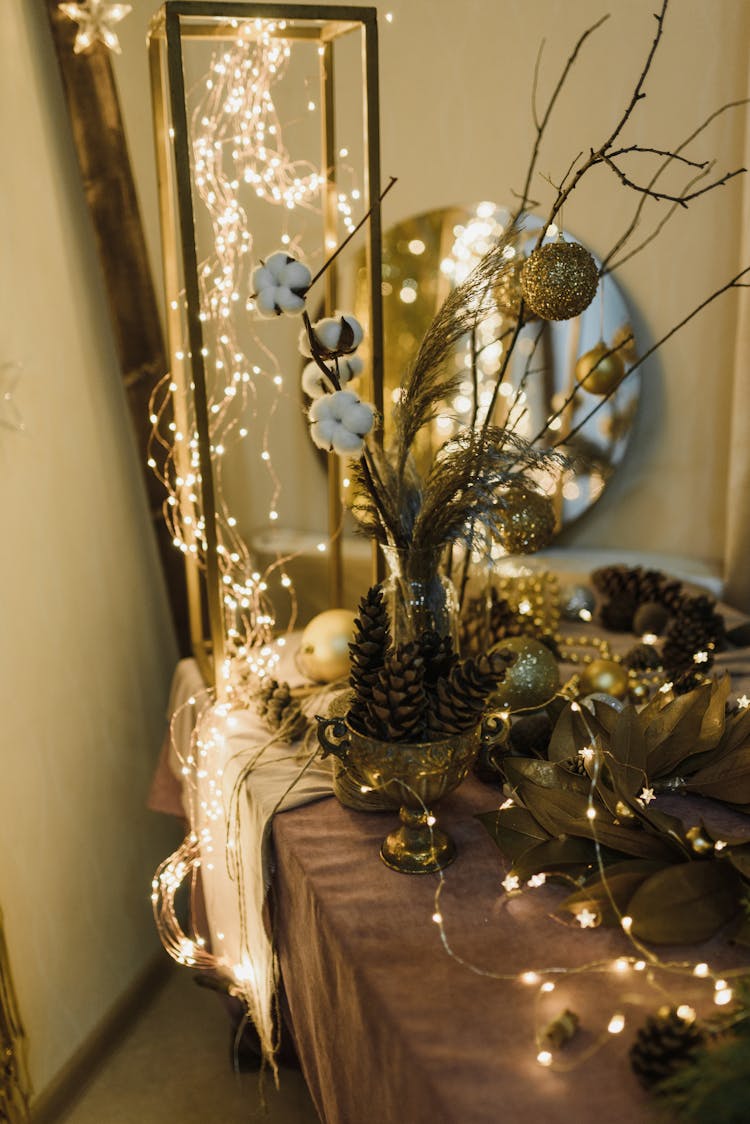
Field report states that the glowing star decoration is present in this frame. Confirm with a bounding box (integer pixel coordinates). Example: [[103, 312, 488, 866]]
[[738, 694, 750, 710], [502, 872, 521, 893], [693, 650, 709, 664], [58, 1, 132, 54], [576, 908, 598, 929], [639, 787, 656, 805], [0, 362, 25, 432]]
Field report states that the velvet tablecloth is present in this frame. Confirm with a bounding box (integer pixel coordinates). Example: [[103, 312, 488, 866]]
[[273, 774, 749, 1124]]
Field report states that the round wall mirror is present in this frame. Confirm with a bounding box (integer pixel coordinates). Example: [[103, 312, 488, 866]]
[[354, 203, 639, 532]]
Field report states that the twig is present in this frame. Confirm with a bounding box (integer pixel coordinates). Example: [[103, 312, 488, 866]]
[[307, 176, 398, 290], [554, 266, 750, 450], [602, 155, 744, 206], [514, 14, 610, 218]]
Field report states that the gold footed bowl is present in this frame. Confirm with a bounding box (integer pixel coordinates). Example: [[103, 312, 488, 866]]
[[316, 715, 508, 874]]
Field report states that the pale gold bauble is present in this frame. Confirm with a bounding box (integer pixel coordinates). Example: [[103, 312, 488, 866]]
[[497, 482, 556, 555], [494, 254, 540, 322], [575, 342, 626, 396], [298, 609, 356, 683], [520, 240, 599, 321], [491, 636, 561, 712], [579, 658, 629, 700]]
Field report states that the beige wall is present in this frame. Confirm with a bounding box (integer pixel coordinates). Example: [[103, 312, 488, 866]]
[[0, 1, 180, 1099], [117, 0, 750, 575], [0, 0, 747, 1102]]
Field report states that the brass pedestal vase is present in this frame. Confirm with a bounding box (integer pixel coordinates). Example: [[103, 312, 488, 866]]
[[316, 716, 507, 874]]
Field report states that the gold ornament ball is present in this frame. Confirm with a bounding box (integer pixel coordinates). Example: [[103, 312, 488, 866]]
[[579, 658, 629, 700], [494, 254, 540, 322], [497, 483, 556, 555], [298, 609, 356, 683], [520, 240, 599, 321], [575, 343, 626, 396], [491, 636, 561, 712]]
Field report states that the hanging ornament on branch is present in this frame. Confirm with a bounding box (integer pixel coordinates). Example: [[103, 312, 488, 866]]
[[520, 238, 599, 321], [574, 341, 626, 396], [496, 481, 556, 555]]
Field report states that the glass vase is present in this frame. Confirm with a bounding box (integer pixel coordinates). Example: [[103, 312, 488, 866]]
[[380, 545, 459, 650]]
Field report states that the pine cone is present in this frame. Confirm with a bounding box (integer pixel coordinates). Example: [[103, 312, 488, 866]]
[[632, 601, 671, 637], [488, 590, 525, 645], [367, 642, 427, 741], [622, 642, 663, 671], [256, 679, 308, 741], [629, 1008, 705, 1089], [600, 594, 637, 632], [670, 668, 707, 696], [418, 628, 457, 684], [459, 595, 488, 656], [662, 594, 725, 673], [428, 648, 516, 735], [349, 585, 391, 731], [559, 753, 590, 776]]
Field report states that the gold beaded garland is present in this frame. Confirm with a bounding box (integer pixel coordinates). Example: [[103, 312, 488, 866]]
[[298, 609, 356, 683], [491, 636, 561, 712], [575, 342, 626, 396], [497, 483, 556, 555], [519, 239, 599, 321]]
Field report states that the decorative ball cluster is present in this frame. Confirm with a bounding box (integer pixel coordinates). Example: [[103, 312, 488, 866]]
[[496, 481, 556, 554], [520, 239, 599, 321], [251, 251, 312, 317]]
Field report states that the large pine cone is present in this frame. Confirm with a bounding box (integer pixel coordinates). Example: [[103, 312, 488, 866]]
[[592, 566, 686, 632], [662, 594, 725, 673], [428, 647, 516, 735], [622, 642, 663, 671], [367, 642, 427, 741], [629, 1008, 705, 1089], [418, 629, 457, 684], [349, 585, 390, 730], [256, 679, 308, 742]]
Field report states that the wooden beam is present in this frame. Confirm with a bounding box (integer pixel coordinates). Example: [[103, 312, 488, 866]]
[[43, 0, 190, 655]]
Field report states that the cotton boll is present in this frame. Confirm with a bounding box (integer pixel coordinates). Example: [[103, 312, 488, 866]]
[[253, 252, 311, 317], [310, 416, 339, 449], [338, 314, 364, 351], [340, 399, 374, 437], [331, 429, 365, 455], [301, 362, 334, 398], [256, 287, 282, 317], [314, 318, 345, 353], [283, 260, 312, 290], [340, 355, 363, 384]]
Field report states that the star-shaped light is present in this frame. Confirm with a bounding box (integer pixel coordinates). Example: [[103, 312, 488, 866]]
[[59, 1, 132, 54], [693, 650, 709, 664], [0, 362, 25, 432], [639, 787, 656, 805], [576, 908, 598, 929], [659, 681, 673, 694], [502, 872, 520, 893], [738, 695, 750, 710]]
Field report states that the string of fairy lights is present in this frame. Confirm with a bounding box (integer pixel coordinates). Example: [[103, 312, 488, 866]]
[[147, 17, 366, 694]]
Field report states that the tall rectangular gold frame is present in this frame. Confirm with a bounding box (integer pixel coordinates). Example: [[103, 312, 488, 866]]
[[148, 2, 383, 686]]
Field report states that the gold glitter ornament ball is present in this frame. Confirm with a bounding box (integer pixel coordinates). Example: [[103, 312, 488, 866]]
[[494, 254, 540, 322], [491, 636, 560, 712], [579, 658, 629, 700], [520, 240, 599, 321], [298, 609, 356, 683], [497, 482, 556, 555], [575, 342, 626, 396]]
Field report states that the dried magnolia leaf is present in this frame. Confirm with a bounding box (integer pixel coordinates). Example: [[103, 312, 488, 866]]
[[684, 746, 750, 805], [561, 863, 660, 926], [628, 861, 741, 944], [476, 806, 549, 860], [512, 835, 596, 882]]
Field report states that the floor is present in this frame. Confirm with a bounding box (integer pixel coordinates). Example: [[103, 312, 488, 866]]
[[59, 965, 320, 1124]]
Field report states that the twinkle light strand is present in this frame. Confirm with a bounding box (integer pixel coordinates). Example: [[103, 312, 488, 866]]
[[148, 19, 366, 689]]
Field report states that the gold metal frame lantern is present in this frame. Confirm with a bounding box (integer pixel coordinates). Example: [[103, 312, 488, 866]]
[[148, 3, 383, 688]]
